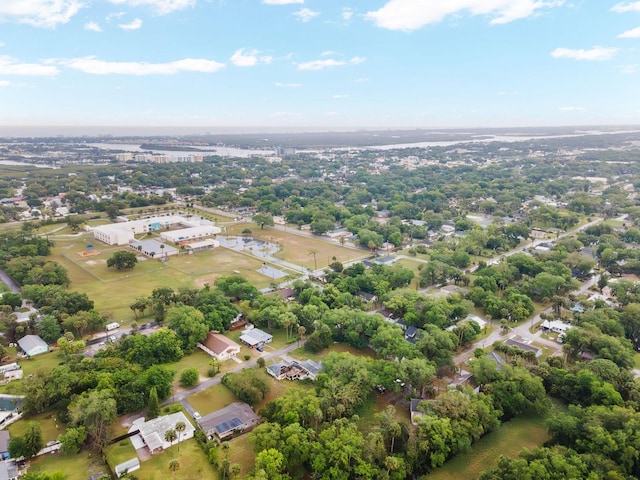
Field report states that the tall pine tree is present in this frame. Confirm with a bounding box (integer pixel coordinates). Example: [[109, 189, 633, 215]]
[[147, 386, 160, 419]]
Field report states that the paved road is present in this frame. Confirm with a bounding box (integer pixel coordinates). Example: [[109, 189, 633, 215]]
[[169, 340, 305, 416], [0, 268, 20, 293]]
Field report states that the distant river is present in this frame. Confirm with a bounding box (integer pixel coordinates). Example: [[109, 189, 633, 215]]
[[366, 129, 640, 150], [87, 143, 275, 158]]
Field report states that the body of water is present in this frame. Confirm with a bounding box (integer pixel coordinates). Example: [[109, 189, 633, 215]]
[[87, 143, 275, 158]]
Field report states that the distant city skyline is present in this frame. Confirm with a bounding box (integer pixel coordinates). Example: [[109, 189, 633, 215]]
[[1, 1, 639, 130]]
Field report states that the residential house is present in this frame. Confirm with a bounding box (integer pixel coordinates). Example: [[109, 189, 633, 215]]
[[540, 320, 571, 335], [198, 333, 241, 361], [0, 431, 10, 460], [266, 359, 322, 381], [114, 458, 140, 478], [197, 402, 260, 441], [128, 411, 195, 455], [17, 335, 48, 357], [505, 337, 542, 357], [356, 291, 378, 303], [239, 328, 273, 349], [0, 460, 18, 480]]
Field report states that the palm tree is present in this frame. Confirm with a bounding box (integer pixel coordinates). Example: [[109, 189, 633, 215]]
[[175, 421, 186, 453], [308, 249, 318, 270], [164, 428, 177, 456], [168, 459, 180, 480]]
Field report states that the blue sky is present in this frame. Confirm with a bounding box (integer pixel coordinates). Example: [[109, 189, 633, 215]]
[[0, 0, 639, 131]]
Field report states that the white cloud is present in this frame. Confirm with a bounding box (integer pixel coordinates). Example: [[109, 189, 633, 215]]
[[263, 0, 303, 4], [297, 56, 365, 70], [0, 42, 5, 47], [619, 26, 640, 38], [293, 8, 319, 22], [275, 82, 302, 87], [0, 80, 11, 87], [60, 56, 225, 75], [342, 7, 354, 21], [119, 18, 143, 30], [320, 51, 335, 57], [559, 106, 586, 112], [332, 94, 348, 99], [108, 0, 195, 15], [84, 21, 102, 32], [551, 46, 617, 61], [621, 64, 638, 74], [230, 49, 272, 67], [612, 2, 640, 13], [298, 59, 343, 70], [0, 0, 83, 28], [0, 55, 59, 75], [106, 11, 126, 21], [366, 0, 563, 31]]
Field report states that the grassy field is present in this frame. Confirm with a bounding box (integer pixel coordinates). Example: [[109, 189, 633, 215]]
[[9, 410, 63, 443], [186, 384, 238, 417], [27, 450, 105, 480], [428, 414, 551, 480], [49, 231, 275, 320], [224, 223, 368, 270], [395, 258, 425, 289], [106, 437, 218, 480]]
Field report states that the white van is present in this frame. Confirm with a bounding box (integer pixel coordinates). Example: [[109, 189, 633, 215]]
[[105, 322, 120, 331]]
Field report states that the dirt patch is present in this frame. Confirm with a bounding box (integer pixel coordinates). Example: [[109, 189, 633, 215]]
[[195, 274, 220, 288], [77, 249, 101, 257]]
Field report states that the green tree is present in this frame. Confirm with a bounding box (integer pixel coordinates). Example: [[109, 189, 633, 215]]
[[68, 389, 117, 451], [23, 421, 44, 458], [175, 421, 186, 453], [107, 251, 138, 271], [166, 305, 208, 353], [164, 429, 177, 455], [36, 315, 61, 344], [59, 426, 86, 454], [180, 368, 199, 388], [168, 459, 180, 479], [147, 386, 160, 420]]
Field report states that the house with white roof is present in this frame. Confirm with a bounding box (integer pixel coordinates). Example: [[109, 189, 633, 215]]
[[127, 411, 194, 456]]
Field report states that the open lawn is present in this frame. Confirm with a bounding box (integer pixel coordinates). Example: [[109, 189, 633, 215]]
[[227, 434, 255, 478], [355, 391, 411, 433], [49, 232, 274, 320], [28, 450, 105, 480], [396, 258, 425, 289], [224, 223, 368, 270], [187, 384, 237, 417], [429, 414, 551, 480], [135, 439, 218, 480], [9, 411, 63, 443], [0, 350, 64, 395], [288, 343, 378, 363]]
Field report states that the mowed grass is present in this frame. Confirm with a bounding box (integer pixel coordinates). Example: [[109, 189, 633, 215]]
[[224, 223, 368, 270], [27, 450, 105, 480], [187, 383, 238, 416], [49, 232, 274, 320], [137, 439, 218, 480], [428, 414, 551, 480], [107, 437, 218, 480], [9, 411, 63, 443], [396, 258, 427, 289]]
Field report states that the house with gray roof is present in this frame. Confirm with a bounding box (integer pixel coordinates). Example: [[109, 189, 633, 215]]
[[239, 328, 272, 349], [17, 335, 48, 357], [197, 402, 259, 441], [0, 460, 18, 480], [127, 411, 194, 455], [266, 359, 322, 381]]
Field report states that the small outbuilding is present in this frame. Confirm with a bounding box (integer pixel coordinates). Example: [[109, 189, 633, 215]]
[[17, 335, 48, 357], [114, 458, 140, 478]]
